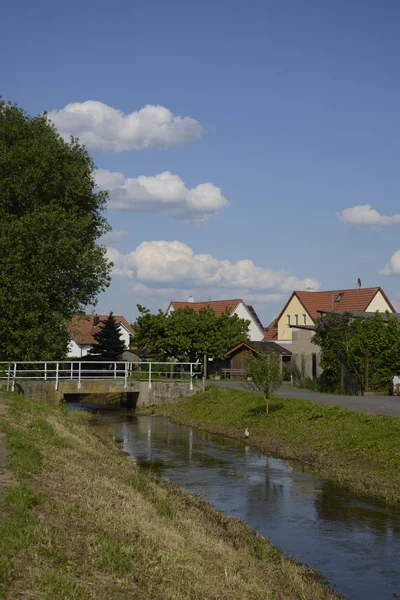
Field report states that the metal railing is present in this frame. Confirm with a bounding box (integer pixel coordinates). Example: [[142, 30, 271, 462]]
[[0, 361, 201, 392]]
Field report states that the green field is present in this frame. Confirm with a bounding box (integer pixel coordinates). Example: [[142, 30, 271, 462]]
[[141, 386, 400, 505]]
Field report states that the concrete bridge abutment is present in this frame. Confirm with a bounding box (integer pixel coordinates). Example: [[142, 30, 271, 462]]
[[11, 379, 200, 407]]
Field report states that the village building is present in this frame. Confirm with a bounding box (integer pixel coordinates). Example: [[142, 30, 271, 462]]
[[67, 314, 135, 358], [263, 287, 395, 347], [223, 340, 291, 379], [166, 298, 265, 341], [264, 287, 396, 383]]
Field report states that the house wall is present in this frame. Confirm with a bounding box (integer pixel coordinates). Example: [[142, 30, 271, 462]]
[[230, 348, 248, 370], [117, 324, 131, 349], [67, 341, 92, 358], [67, 340, 82, 357], [231, 302, 264, 341], [67, 323, 130, 358], [366, 291, 394, 313], [291, 328, 321, 381], [277, 296, 312, 341]]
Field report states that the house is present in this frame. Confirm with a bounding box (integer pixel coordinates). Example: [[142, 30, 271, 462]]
[[166, 298, 265, 341], [224, 341, 291, 378], [67, 314, 136, 358], [263, 287, 395, 346], [263, 317, 278, 340]]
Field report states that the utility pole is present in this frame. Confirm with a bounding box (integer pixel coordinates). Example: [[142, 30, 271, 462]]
[[203, 353, 207, 391]]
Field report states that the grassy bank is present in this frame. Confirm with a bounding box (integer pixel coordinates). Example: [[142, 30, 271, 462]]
[[141, 387, 400, 506], [0, 392, 336, 600]]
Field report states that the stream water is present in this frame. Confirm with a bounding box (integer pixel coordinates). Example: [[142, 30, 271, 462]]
[[77, 406, 400, 599]]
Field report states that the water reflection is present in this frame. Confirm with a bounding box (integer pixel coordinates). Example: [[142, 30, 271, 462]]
[[89, 411, 400, 600], [315, 482, 400, 536]]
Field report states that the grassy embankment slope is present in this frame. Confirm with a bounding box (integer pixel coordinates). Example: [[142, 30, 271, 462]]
[[143, 386, 400, 506], [0, 392, 336, 600]]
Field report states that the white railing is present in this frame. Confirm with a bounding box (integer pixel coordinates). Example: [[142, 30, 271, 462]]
[[0, 361, 201, 392]]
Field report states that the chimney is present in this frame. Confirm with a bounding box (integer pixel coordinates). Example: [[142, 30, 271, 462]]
[[188, 296, 194, 303]]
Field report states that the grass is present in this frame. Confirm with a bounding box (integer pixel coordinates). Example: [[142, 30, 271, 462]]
[[140, 386, 400, 506], [0, 391, 336, 600]]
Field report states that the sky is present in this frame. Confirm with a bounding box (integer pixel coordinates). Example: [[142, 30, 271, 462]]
[[3, 0, 400, 325]]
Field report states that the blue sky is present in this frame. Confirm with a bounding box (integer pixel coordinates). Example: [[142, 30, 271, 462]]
[[3, 0, 400, 324]]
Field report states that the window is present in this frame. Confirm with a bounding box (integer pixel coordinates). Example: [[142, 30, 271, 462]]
[[303, 314, 307, 325], [287, 314, 290, 325], [295, 314, 298, 325], [335, 292, 344, 303]]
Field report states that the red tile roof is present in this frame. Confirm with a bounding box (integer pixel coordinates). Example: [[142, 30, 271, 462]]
[[68, 314, 135, 346], [168, 299, 242, 318], [292, 287, 395, 322], [224, 340, 291, 358], [263, 316, 278, 340], [263, 326, 278, 340]]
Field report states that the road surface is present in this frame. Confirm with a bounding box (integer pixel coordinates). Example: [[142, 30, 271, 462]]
[[207, 381, 400, 417]]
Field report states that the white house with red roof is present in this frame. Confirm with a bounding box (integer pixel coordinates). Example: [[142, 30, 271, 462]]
[[166, 298, 265, 341], [67, 314, 135, 357]]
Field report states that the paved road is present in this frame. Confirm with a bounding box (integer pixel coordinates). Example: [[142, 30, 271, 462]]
[[208, 381, 400, 417]]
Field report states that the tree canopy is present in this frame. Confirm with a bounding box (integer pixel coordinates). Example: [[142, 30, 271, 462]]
[[133, 305, 250, 362], [313, 311, 400, 393], [88, 313, 126, 360], [0, 100, 111, 360]]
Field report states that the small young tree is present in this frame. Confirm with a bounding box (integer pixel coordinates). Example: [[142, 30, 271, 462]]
[[88, 313, 126, 360], [246, 351, 283, 414]]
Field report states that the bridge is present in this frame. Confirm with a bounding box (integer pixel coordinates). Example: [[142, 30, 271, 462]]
[[0, 361, 202, 406]]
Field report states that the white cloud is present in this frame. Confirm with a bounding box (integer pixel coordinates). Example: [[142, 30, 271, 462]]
[[47, 101, 203, 152], [98, 230, 128, 245], [241, 292, 288, 304], [96, 169, 228, 221], [130, 285, 287, 306], [338, 204, 400, 227], [106, 240, 320, 293], [379, 250, 400, 276]]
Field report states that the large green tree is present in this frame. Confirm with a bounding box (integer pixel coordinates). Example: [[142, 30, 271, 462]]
[[313, 311, 400, 393], [0, 100, 111, 360], [133, 305, 249, 362]]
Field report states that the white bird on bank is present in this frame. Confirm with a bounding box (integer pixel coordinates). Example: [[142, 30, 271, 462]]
[[244, 428, 249, 439]]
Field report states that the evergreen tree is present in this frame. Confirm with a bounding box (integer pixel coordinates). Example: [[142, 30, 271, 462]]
[[88, 313, 126, 360]]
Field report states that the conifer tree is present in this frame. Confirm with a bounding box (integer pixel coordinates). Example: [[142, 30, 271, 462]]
[[88, 313, 126, 360]]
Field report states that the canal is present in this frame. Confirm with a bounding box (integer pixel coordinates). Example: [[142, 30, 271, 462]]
[[84, 408, 400, 599]]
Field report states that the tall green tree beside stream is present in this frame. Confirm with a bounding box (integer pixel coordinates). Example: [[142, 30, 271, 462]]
[[313, 311, 400, 393], [133, 305, 249, 362], [0, 100, 111, 360]]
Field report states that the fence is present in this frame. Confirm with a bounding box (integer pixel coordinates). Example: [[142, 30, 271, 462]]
[[0, 361, 202, 392]]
